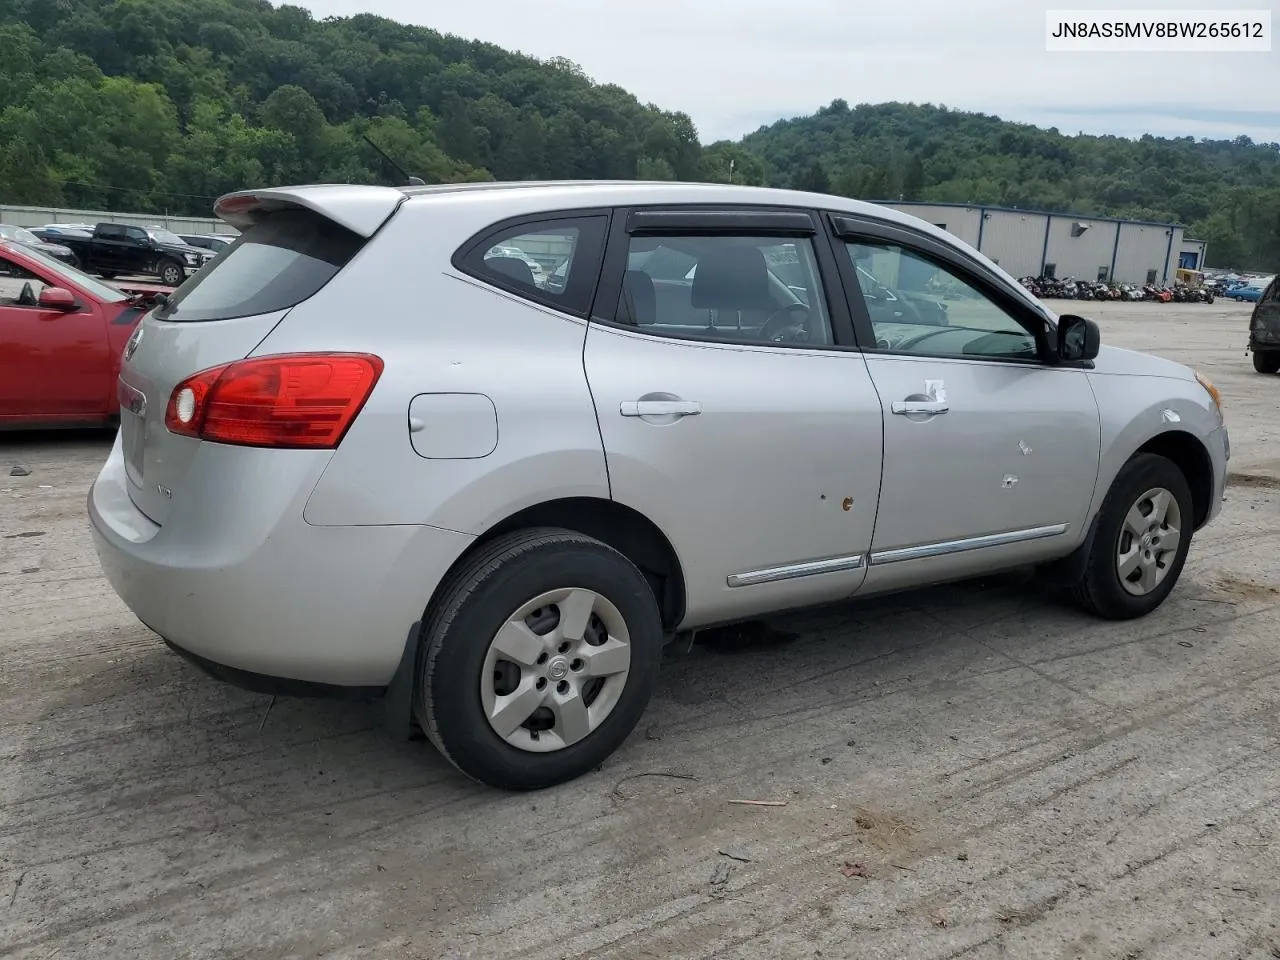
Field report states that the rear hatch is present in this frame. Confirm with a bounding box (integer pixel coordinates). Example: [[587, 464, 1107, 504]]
[[117, 189, 402, 524]]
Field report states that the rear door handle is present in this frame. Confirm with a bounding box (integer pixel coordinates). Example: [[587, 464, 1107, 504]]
[[891, 400, 949, 416], [620, 400, 702, 417]]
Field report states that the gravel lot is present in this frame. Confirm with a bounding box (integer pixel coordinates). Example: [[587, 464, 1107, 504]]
[[2, 300, 1277, 960]]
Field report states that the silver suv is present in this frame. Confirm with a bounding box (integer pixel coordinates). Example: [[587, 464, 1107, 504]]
[[89, 181, 1229, 790]]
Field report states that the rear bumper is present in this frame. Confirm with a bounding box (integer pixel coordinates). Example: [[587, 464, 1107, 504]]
[[88, 433, 475, 688], [160, 636, 387, 699]]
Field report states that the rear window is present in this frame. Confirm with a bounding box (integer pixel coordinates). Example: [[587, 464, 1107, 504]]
[[156, 209, 363, 322]]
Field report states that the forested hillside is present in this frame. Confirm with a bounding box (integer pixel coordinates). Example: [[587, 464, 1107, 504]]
[[739, 101, 1280, 269], [0, 0, 1276, 268], [0, 0, 702, 211]]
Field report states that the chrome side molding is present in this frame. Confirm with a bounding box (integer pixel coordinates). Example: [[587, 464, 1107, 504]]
[[727, 553, 865, 588], [869, 523, 1069, 565], [726, 523, 1070, 588]]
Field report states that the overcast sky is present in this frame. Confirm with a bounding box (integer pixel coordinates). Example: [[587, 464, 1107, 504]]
[[294, 0, 1277, 145]]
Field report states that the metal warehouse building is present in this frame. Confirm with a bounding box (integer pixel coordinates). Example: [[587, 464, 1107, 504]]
[[882, 202, 1206, 286]]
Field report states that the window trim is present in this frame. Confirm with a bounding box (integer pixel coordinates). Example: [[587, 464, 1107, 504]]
[[451, 207, 612, 319], [588, 204, 858, 351], [628, 209, 816, 236], [824, 212, 1057, 364]]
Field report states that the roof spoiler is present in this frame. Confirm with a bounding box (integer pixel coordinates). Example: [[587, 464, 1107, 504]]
[[213, 184, 407, 237]]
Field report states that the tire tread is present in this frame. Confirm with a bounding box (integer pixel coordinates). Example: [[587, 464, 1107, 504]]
[[416, 527, 648, 787], [1068, 452, 1192, 620]]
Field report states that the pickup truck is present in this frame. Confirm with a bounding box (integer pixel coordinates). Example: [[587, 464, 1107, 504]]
[[52, 222, 215, 287]]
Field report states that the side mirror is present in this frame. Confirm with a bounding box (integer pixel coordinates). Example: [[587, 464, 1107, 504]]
[[38, 287, 78, 311], [1057, 314, 1100, 362]]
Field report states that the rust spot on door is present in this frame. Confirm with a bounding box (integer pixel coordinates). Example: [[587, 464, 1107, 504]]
[[842, 497, 854, 511]]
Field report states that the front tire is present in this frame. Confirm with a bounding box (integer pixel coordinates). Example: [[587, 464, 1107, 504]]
[[416, 528, 663, 790], [157, 258, 185, 287], [1069, 453, 1194, 620], [1252, 350, 1280, 374]]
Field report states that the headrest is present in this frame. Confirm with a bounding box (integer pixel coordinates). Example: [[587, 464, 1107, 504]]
[[486, 255, 536, 287], [620, 269, 656, 325], [691, 245, 772, 311]]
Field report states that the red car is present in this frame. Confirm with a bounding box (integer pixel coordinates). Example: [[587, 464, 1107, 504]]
[[0, 240, 172, 428]]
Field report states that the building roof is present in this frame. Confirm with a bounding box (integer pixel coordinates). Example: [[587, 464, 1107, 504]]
[[881, 200, 1182, 230]]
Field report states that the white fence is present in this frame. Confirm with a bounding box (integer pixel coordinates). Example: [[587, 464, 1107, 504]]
[[0, 203, 235, 236]]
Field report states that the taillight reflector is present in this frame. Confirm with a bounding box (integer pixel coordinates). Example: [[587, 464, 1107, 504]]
[[164, 353, 383, 448]]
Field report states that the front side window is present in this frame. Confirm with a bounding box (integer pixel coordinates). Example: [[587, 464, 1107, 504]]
[[11, 245, 126, 302], [846, 242, 1037, 360], [0, 256, 49, 307], [613, 235, 833, 347]]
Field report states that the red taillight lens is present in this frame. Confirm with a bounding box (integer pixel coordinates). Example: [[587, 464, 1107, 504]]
[[164, 353, 384, 448]]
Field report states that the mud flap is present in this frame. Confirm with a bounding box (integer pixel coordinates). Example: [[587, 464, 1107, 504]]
[[379, 621, 422, 739], [1036, 512, 1100, 585]]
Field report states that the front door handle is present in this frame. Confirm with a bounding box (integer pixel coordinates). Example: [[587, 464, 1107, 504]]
[[620, 400, 702, 418], [891, 399, 949, 416]]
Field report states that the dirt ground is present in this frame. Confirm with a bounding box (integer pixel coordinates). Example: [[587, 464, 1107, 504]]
[[2, 300, 1278, 960]]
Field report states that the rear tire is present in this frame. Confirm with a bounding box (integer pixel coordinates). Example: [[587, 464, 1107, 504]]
[[416, 528, 663, 790], [1252, 351, 1280, 374], [1068, 453, 1194, 620]]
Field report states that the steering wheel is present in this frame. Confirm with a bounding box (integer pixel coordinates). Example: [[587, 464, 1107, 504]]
[[895, 326, 957, 351], [17, 282, 37, 307], [757, 302, 812, 344]]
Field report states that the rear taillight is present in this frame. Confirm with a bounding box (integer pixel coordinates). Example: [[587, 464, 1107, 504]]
[[164, 353, 383, 448]]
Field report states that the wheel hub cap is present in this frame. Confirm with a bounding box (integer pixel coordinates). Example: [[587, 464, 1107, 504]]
[[1116, 486, 1182, 597], [479, 587, 633, 753]]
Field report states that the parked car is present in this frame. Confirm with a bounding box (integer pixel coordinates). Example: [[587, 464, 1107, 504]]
[[1247, 276, 1279, 374], [32, 223, 94, 243], [1231, 280, 1271, 303], [0, 239, 171, 428], [51, 222, 214, 285], [178, 233, 234, 254], [89, 182, 1229, 791], [0, 223, 77, 265]]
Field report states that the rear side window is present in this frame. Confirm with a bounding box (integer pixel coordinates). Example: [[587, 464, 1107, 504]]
[[454, 214, 608, 317], [156, 209, 363, 322]]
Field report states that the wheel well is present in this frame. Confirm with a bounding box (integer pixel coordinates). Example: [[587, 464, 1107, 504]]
[[466, 498, 686, 630], [1137, 431, 1213, 528]]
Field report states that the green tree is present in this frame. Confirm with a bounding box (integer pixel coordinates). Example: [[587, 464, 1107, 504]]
[[636, 155, 675, 180], [902, 154, 925, 200], [0, 0, 1275, 267], [793, 160, 830, 193]]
